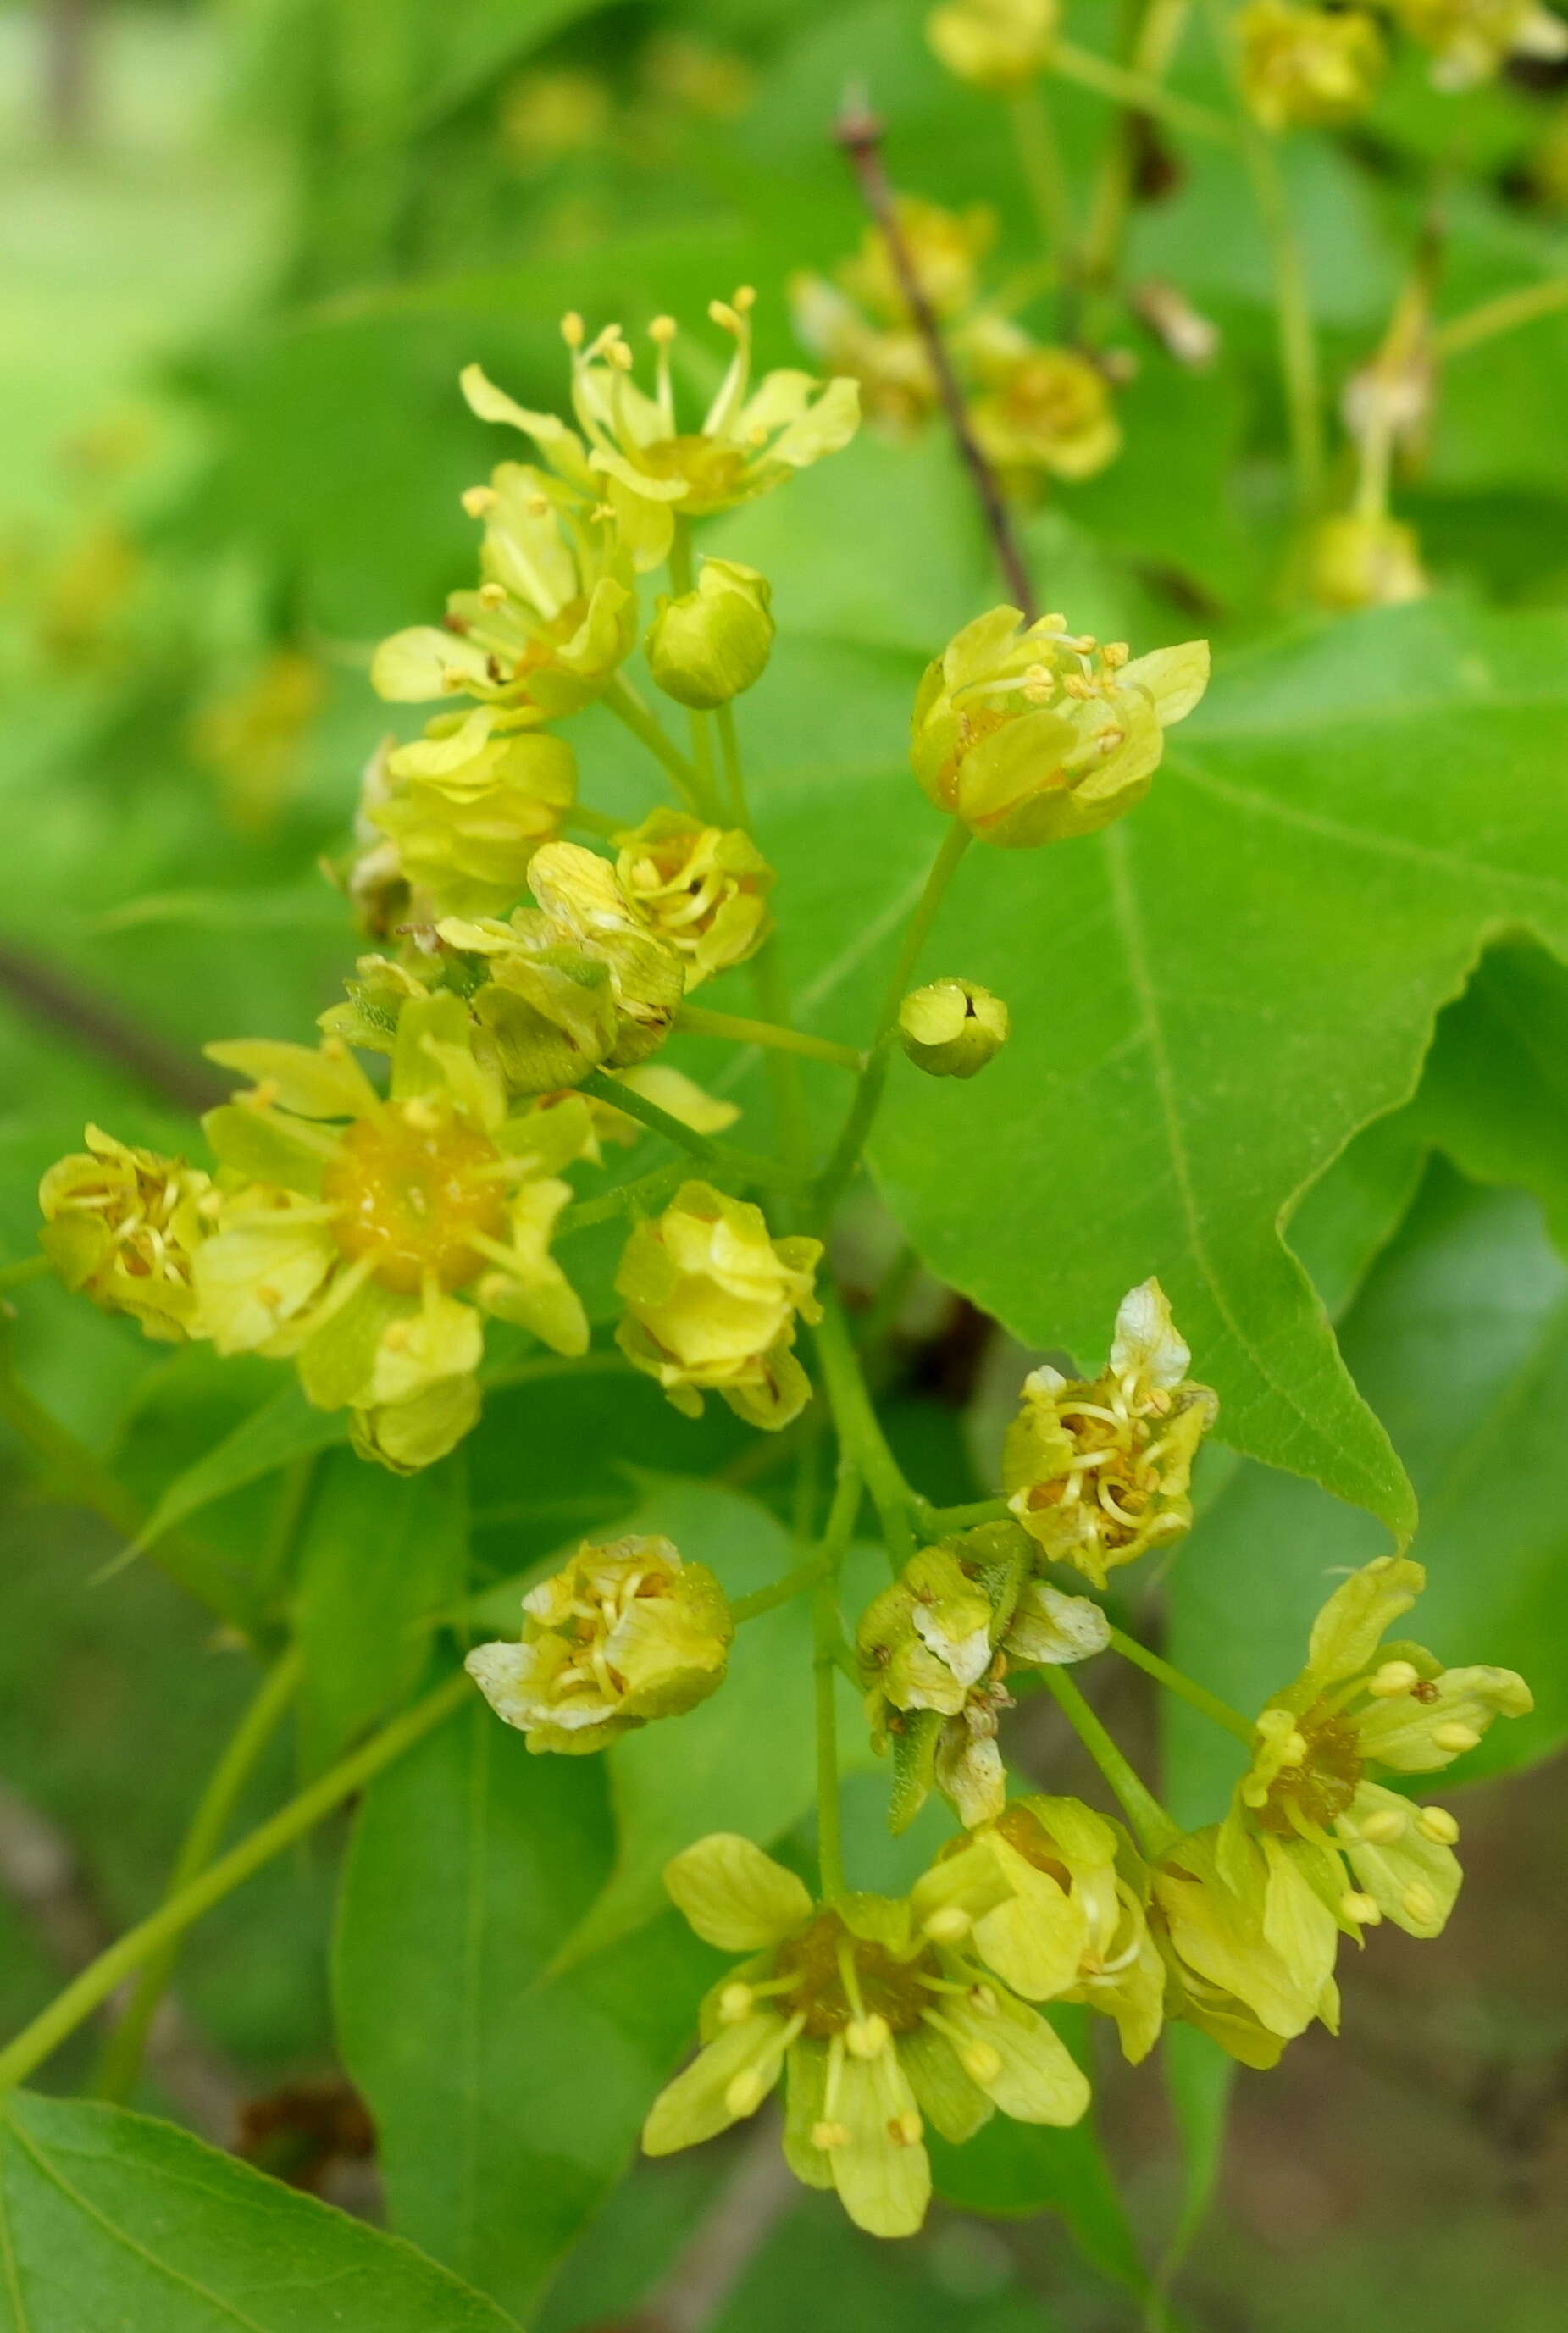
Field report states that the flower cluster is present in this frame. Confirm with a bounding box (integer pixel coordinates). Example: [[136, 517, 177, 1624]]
[[1237, 1, 1385, 131], [792, 197, 1121, 489]]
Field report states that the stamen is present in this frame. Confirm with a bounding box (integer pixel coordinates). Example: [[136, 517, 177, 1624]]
[[1355, 1808, 1405, 1845], [887, 2110, 923, 2147], [718, 1983, 755, 2025], [462, 485, 497, 518], [845, 2014, 890, 2059], [560, 311, 585, 349], [724, 2067, 767, 2117], [1432, 1722, 1481, 1754], [1340, 1891, 1381, 1925], [1367, 1660, 1420, 1697], [1417, 1806, 1459, 1844], [811, 2119, 848, 2151], [1401, 1882, 1438, 1924], [922, 1905, 970, 1945]]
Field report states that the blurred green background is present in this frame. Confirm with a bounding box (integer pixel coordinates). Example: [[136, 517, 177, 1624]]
[[1, 3, 1566, 2328]]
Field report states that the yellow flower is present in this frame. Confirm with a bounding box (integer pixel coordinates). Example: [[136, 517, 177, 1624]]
[[188, 648, 324, 831], [614, 808, 774, 988], [615, 1180, 821, 1428], [1389, 0, 1568, 86], [465, 1533, 733, 1752], [838, 197, 997, 330], [927, 1797, 1166, 2063], [374, 446, 638, 722], [1220, 1554, 1531, 1945], [911, 606, 1209, 849], [644, 1832, 1089, 2238], [1150, 1822, 1338, 2068], [790, 274, 939, 433], [961, 322, 1122, 483], [927, 0, 1060, 92], [39, 1127, 213, 1342], [1003, 1278, 1217, 1588], [192, 997, 590, 1471], [353, 712, 576, 921], [458, 291, 859, 571], [1308, 511, 1427, 612], [1236, 1, 1385, 131], [446, 843, 684, 1085], [858, 1523, 1110, 1831]]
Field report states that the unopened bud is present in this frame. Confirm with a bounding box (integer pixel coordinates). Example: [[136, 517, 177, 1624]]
[[645, 559, 775, 710], [899, 978, 1010, 1079]]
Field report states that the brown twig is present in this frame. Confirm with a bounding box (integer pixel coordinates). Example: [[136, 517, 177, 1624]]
[[834, 97, 1039, 622], [0, 938, 224, 1118]]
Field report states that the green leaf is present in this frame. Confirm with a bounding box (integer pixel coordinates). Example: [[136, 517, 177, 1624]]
[[758, 601, 1568, 1529], [1159, 2025, 1233, 2293], [0, 2091, 518, 2331], [295, 1449, 469, 1771], [335, 1700, 713, 2321], [128, 1382, 349, 1564], [1400, 939, 1568, 1261], [1166, 1161, 1568, 1826]]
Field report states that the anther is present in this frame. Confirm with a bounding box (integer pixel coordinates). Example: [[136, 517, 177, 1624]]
[[477, 581, 507, 609], [1432, 1722, 1481, 1754], [1368, 1660, 1420, 1697], [887, 2110, 923, 2147], [811, 2120, 848, 2151], [607, 340, 634, 371], [560, 311, 585, 348], [1418, 1806, 1459, 1844], [1340, 1891, 1381, 1926], [1281, 1730, 1309, 1767], [1401, 1882, 1438, 1924], [845, 2014, 890, 2060], [461, 485, 497, 518], [968, 1986, 999, 2016], [1356, 1808, 1405, 1844], [734, 285, 756, 311], [708, 298, 741, 333], [649, 314, 677, 343], [923, 1905, 970, 1945], [960, 2042, 1002, 2085], [718, 1983, 755, 2025]]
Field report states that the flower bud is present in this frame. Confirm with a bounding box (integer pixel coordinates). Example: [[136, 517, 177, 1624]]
[[614, 808, 774, 988], [645, 559, 774, 709], [615, 1180, 822, 1429], [927, 0, 1059, 92], [1237, 1, 1384, 131], [465, 1533, 734, 1753], [911, 606, 1209, 849], [1308, 513, 1427, 612], [899, 978, 1009, 1078]]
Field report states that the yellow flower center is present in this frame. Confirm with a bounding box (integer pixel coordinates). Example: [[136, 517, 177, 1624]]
[[321, 1104, 507, 1294], [1255, 1701, 1364, 1835], [773, 1912, 939, 2041], [637, 434, 751, 513]]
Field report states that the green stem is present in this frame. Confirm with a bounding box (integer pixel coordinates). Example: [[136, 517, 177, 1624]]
[[0, 1670, 471, 2094], [96, 1647, 305, 2103], [1040, 1665, 1180, 1859], [579, 1068, 803, 1193], [676, 1003, 863, 1073], [732, 1554, 829, 1625], [1431, 275, 1568, 361], [714, 703, 750, 828], [482, 1349, 634, 1394], [913, 1494, 1013, 1538], [557, 1161, 689, 1235], [1201, 0, 1322, 518], [812, 1292, 913, 1573], [0, 1255, 49, 1296], [812, 1462, 862, 1900], [1080, 0, 1193, 306], [1010, 83, 1076, 303], [602, 679, 713, 818], [1052, 37, 1233, 144], [1108, 1625, 1255, 1744], [817, 823, 971, 1216]]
